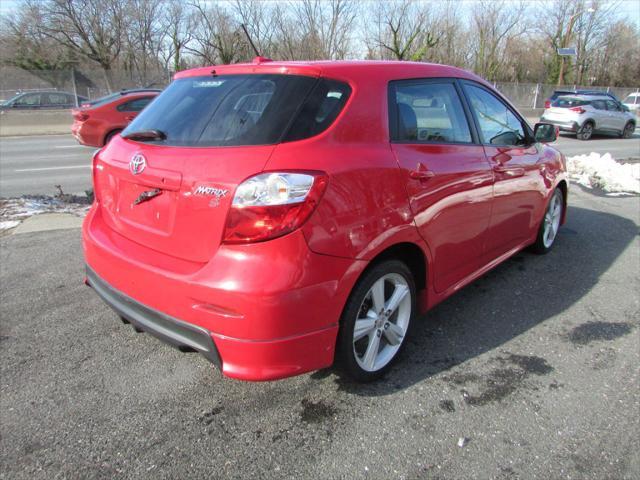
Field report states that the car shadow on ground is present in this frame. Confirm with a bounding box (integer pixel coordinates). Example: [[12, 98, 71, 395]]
[[320, 204, 638, 396], [559, 131, 640, 140]]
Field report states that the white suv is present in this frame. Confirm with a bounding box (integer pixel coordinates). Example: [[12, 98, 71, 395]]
[[541, 95, 636, 140], [623, 92, 640, 114]]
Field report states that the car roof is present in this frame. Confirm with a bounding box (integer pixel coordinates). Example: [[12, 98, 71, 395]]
[[174, 59, 486, 84]]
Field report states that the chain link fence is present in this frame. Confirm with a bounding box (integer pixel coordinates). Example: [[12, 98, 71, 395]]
[[0, 67, 172, 103], [1, 66, 638, 108]]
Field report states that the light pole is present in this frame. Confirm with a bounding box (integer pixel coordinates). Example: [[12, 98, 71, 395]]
[[557, 6, 595, 86]]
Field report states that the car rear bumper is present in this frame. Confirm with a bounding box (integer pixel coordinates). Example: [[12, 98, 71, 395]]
[[71, 121, 102, 147], [82, 203, 365, 381], [540, 117, 579, 132], [86, 265, 222, 366]]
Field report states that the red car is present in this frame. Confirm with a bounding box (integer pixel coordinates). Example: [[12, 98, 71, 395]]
[[83, 60, 566, 382], [71, 89, 161, 147]]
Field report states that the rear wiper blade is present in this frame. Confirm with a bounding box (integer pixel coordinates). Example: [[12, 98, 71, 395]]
[[122, 129, 166, 141]]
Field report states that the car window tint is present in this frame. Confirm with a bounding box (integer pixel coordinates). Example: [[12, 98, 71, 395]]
[[117, 97, 154, 112], [283, 78, 351, 142], [123, 74, 320, 147], [15, 94, 41, 106], [553, 97, 588, 108], [592, 100, 606, 110], [45, 93, 71, 106], [465, 85, 526, 146], [390, 82, 471, 143], [605, 100, 620, 111]]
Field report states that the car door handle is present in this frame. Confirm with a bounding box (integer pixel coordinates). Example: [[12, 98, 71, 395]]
[[493, 165, 525, 177], [125, 115, 137, 122], [409, 164, 435, 181]]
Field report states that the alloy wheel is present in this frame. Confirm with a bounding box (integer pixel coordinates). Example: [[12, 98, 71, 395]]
[[352, 273, 412, 372], [543, 190, 562, 248]]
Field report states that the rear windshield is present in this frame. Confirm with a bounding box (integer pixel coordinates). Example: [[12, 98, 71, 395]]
[[552, 98, 589, 108], [122, 74, 350, 147], [84, 92, 122, 108]]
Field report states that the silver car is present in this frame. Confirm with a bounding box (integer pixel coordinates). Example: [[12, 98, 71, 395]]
[[540, 95, 636, 140]]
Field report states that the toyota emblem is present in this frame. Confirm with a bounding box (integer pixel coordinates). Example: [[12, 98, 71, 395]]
[[129, 153, 146, 175]]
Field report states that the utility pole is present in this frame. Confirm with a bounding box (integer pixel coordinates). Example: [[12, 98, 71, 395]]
[[557, 6, 595, 86]]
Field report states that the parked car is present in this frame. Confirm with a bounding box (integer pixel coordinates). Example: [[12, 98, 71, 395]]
[[622, 92, 640, 114], [540, 95, 636, 140], [0, 91, 87, 110], [543, 89, 622, 109], [83, 59, 566, 382], [71, 89, 160, 147]]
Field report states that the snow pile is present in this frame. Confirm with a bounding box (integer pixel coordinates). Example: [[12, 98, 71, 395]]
[[566, 153, 640, 194], [0, 220, 20, 231], [0, 195, 91, 232]]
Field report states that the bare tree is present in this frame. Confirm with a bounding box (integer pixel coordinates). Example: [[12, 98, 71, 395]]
[[188, 0, 243, 64], [367, 0, 438, 61], [123, 0, 165, 86], [1, 1, 76, 88], [232, 0, 276, 58], [158, 0, 196, 72], [470, 0, 529, 80], [39, 0, 127, 91]]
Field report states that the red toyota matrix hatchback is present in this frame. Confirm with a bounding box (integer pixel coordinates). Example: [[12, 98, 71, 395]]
[[83, 60, 567, 382]]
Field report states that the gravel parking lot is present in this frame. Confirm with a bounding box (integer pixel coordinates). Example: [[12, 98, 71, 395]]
[[1, 186, 638, 479]]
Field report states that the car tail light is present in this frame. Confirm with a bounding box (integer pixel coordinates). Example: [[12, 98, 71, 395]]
[[570, 106, 586, 114], [91, 148, 103, 202], [544, 100, 551, 109], [223, 172, 328, 244]]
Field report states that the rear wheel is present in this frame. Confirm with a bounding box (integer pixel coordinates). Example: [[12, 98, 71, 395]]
[[336, 260, 416, 382], [104, 129, 122, 145], [531, 188, 564, 254], [577, 122, 593, 140], [621, 122, 635, 139]]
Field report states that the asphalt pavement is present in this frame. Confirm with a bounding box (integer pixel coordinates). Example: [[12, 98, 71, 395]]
[[1, 186, 638, 479], [0, 129, 639, 197]]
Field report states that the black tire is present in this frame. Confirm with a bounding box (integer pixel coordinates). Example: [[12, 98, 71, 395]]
[[336, 259, 416, 382], [530, 187, 564, 255], [104, 129, 122, 145], [577, 122, 593, 140], [621, 122, 635, 139]]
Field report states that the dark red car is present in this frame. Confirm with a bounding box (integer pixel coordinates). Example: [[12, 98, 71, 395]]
[[71, 89, 161, 147], [83, 60, 566, 382]]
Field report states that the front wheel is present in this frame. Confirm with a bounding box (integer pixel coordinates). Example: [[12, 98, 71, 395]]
[[336, 260, 416, 382], [621, 122, 635, 139], [530, 188, 564, 254]]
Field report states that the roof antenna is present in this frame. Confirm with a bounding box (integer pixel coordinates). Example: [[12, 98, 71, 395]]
[[241, 24, 260, 57]]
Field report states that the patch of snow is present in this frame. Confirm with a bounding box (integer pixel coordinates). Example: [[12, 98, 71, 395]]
[[566, 153, 640, 194], [0, 220, 20, 230], [0, 196, 91, 230]]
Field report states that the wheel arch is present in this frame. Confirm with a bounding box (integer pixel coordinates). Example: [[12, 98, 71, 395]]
[[103, 128, 123, 146], [556, 179, 568, 225], [367, 242, 427, 292]]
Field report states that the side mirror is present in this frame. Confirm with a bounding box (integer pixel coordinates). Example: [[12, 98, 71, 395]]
[[534, 122, 557, 143]]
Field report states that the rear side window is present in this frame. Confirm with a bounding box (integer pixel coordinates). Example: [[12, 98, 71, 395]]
[[553, 98, 589, 108], [123, 74, 341, 147], [389, 81, 472, 143], [283, 79, 351, 142], [117, 97, 154, 112]]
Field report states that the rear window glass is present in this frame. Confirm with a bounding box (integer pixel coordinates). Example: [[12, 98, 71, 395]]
[[85, 92, 122, 108], [122, 74, 350, 147], [553, 98, 589, 108]]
